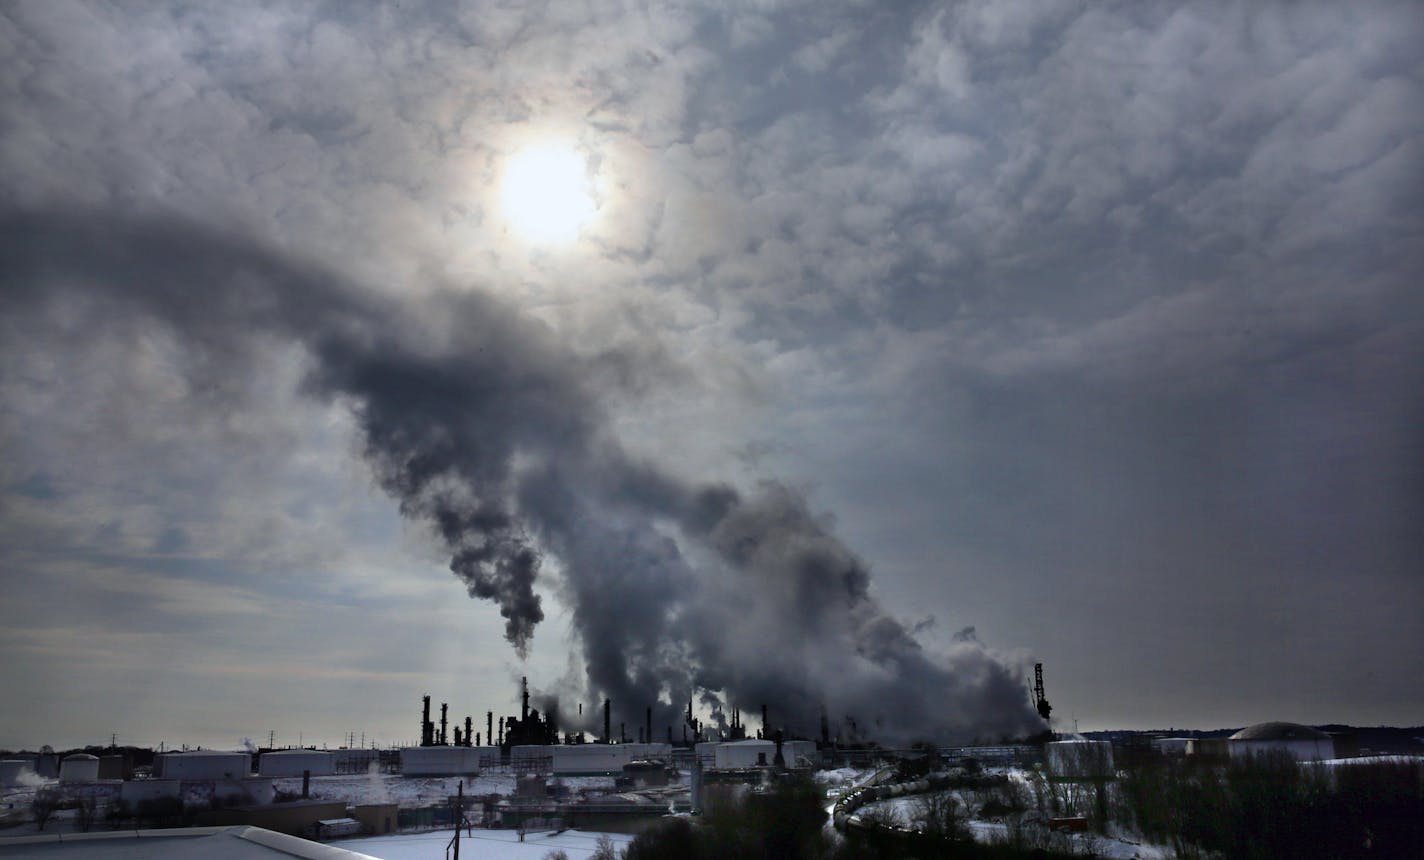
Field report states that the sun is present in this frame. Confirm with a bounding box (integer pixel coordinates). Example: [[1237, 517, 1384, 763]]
[[499, 142, 596, 245]]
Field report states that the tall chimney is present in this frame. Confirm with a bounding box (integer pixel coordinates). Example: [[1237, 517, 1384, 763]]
[[465, 716, 473, 747], [521, 676, 530, 723], [422, 695, 432, 747], [603, 699, 611, 745], [487, 712, 493, 748], [498, 716, 504, 746], [761, 703, 768, 738], [440, 703, 449, 746]]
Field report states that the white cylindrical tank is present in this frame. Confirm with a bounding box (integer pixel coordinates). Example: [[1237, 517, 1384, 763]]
[[694, 741, 720, 767], [155, 751, 251, 780], [510, 745, 552, 773], [59, 754, 100, 783], [1, 760, 34, 787], [623, 742, 671, 760], [714, 740, 775, 769], [258, 750, 336, 778], [550, 744, 633, 775], [1227, 722, 1335, 762], [399, 746, 481, 776]]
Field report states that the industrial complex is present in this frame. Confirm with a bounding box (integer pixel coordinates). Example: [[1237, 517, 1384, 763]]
[[0, 667, 1404, 856]]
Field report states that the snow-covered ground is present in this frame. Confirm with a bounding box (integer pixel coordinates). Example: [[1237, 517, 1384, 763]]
[[334, 827, 635, 860]]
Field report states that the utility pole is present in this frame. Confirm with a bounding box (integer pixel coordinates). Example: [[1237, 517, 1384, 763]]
[[447, 779, 464, 860]]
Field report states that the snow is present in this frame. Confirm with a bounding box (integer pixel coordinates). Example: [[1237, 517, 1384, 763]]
[[334, 827, 635, 860]]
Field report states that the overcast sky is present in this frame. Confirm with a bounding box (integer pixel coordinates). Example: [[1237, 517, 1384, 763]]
[[2, 1, 1421, 751]]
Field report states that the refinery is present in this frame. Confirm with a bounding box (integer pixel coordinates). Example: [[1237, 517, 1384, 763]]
[[4, 664, 1398, 859]]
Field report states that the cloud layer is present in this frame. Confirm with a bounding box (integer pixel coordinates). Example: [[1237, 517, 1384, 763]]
[[2, 1, 1420, 745]]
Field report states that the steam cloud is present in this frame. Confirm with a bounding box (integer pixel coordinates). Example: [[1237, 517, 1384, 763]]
[[2, 209, 1043, 743]]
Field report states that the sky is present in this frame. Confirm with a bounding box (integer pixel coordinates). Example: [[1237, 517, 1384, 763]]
[[1, 1, 1421, 752]]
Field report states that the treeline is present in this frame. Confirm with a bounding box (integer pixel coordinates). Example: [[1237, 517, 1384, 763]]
[[1117, 753, 1423, 859], [614, 753, 1423, 859], [618, 775, 1079, 860]]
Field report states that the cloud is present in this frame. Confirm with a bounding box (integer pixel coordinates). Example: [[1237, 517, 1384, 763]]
[[1, 0, 1420, 741]]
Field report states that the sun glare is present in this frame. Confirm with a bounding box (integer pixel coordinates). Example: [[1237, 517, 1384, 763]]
[[500, 142, 595, 245]]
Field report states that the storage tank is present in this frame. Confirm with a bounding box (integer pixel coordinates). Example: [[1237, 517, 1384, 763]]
[[621, 742, 671, 761], [98, 755, 131, 780], [510, 745, 552, 773], [551, 744, 633, 775], [258, 750, 336, 778], [398, 746, 481, 776], [714, 739, 776, 769], [1227, 722, 1335, 761], [59, 754, 100, 783], [155, 751, 251, 780], [471, 745, 501, 768], [694, 741, 720, 767], [1, 760, 34, 787]]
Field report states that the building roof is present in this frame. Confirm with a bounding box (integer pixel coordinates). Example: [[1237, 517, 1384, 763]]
[[1229, 721, 1331, 741], [0, 826, 378, 859]]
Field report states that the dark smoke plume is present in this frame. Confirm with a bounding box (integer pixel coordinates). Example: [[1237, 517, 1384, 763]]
[[1, 209, 1043, 743]]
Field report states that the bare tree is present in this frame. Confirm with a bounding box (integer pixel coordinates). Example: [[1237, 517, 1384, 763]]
[[913, 790, 969, 841], [31, 789, 60, 831], [590, 834, 620, 860], [74, 795, 98, 832]]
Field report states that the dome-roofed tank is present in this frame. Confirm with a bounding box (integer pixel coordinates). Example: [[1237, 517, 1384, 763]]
[[1229, 721, 1330, 741], [1228, 721, 1334, 761]]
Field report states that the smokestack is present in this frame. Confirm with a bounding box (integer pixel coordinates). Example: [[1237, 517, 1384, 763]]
[[646, 706, 652, 748], [454, 727, 462, 746], [761, 703, 768, 737], [521, 676, 530, 723], [498, 716, 504, 746], [422, 695, 432, 747], [603, 699, 611, 745], [465, 716, 473, 747], [440, 703, 448, 746], [476, 733, 481, 747], [487, 712, 493, 748]]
